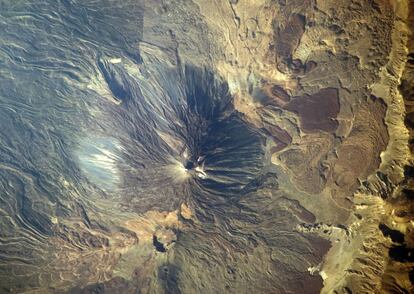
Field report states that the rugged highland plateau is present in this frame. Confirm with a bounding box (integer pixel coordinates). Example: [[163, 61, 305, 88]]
[[0, 0, 413, 293]]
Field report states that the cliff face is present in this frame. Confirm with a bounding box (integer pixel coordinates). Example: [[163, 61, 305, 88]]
[[0, 0, 412, 293]]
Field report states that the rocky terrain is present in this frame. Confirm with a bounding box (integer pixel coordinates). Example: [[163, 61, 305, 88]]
[[0, 0, 413, 293]]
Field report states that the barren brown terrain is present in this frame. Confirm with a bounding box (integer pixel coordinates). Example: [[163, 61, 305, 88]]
[[0, 0, 413, 293]]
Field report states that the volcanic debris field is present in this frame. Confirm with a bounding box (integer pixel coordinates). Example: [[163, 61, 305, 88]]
[[0, 0, 414, 293]]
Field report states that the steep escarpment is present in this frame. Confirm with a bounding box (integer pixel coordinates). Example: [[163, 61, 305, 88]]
[[379, 1, 414, 293]]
